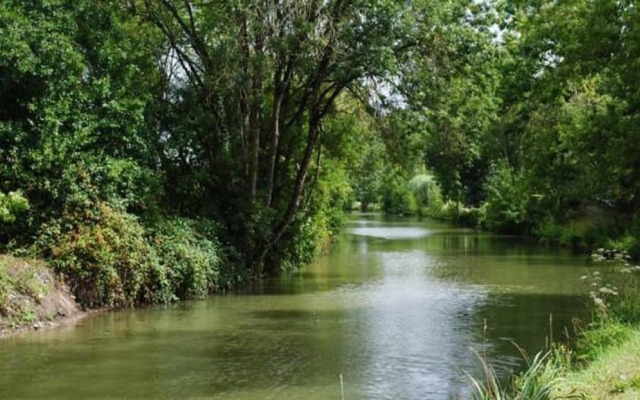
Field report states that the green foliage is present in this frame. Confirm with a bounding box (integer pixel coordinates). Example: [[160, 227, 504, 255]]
[[386, 0, 640, 250], [396, 0, 499, 207], [573, 251, 640, 369], [607, 236, 640, 260], [138, 0, 419, 274], [37, 202, 168, 308], [534, 218, 619, 252], [582, 250, 640, 325], [148, 218, 221, 300], [576, 323, 633, 364], [35, 201, 231, 308], [380, 169, 417, 216], [407, 175, 441, 209], [3, 0, 640, 303], [274, 215, 329, 273], [0, 191, 29, 224], [438, 201, 485, 227], [328, 97, 386, 212], [482, 163, 533, 234], [467, 348, 563, 400], [485, 0, 640, 240], [272, 158, 352, 272], [0, 0, 164, 243]]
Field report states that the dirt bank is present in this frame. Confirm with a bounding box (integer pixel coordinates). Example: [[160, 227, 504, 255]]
[[0, 255, 85, 337]]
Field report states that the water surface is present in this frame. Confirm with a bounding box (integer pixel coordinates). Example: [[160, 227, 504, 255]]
[[0, 214, 594, 399]]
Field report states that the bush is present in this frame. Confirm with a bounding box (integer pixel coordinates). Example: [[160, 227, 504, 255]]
[[408, 174, 445, 216], [576, 323, 632, 363], [482, 163, 532, 234], [147, 218, 221, 300], [534, 220, 610, 251], [606, 235, 640, 260], [36, 202, 169, 308], [34, 201, 234, 308], [0, 191, 29, 224], [408, 175, 438, 207], [381, 170, 417, 215]]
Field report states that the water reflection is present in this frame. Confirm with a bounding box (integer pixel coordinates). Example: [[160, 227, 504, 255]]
[[0, 214, 592, 400], [356, 251, 486, 399]]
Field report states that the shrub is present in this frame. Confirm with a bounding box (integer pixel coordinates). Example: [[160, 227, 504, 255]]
[[0, 191, 29, 224], [606, 235, 640, 260], [275, 217, 325, 273], [147, 218, 221, 300], [576, 323, 632, 363], [482, 163, 531, 234], [380, 171, 417, 215], [36, 202, 170, 308], [408, 174, 446, 216], [408, 175, 438, 207], [34, 200, 234, 308]]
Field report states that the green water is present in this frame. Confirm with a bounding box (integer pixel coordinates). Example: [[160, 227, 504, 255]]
[[0, 215, 594, 399]]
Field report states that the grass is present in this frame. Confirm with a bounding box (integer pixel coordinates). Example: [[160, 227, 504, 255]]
[[466, 328, 640, 400], [555, 328, 640, 399], [0, 255, 54, 329], [575, 323, 633, 363], [467, 346, 566, 400], [467, 247, 640, 400]]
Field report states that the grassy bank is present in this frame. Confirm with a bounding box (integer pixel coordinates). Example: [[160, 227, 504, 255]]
[[1, 201, 254, 335], [469, 327, 640, 400], [470, 250, 640, 400], [0, 255, 80, 333], [556, 326, 640, 399]]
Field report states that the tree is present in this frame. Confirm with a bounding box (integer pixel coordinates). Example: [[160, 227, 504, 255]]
[[392, 0, 502, 206], [133, 0, 415, 273], [0, 0, 164, 242]]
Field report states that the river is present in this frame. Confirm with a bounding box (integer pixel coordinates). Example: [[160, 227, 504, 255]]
[[0, 214, 593, 399]]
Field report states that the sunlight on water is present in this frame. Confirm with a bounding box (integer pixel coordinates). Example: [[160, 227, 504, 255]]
[[350, 226, 431, 240], [0, 214, 592, 400]]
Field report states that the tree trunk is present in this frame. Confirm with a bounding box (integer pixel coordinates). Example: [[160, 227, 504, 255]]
[[254, 111, 322, 274], [265, 88, 283, 207]]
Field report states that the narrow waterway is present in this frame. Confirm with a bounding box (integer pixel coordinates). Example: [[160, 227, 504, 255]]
[[0, 214, 593, 399]]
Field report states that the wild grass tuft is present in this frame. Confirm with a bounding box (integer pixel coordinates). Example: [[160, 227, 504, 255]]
[[467, 346, 565, 400], [468, 247, 640, 400]]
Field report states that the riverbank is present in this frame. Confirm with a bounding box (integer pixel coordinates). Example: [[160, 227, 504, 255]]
[[0, 255, 84, 337], [473, 251, 640, 400], [472, 326, 640, 400], [555, 255, 640, 399], [555, 327, 640, 399]]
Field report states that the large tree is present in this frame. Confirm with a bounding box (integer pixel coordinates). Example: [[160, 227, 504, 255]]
[[132, 0, 415, 273]]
